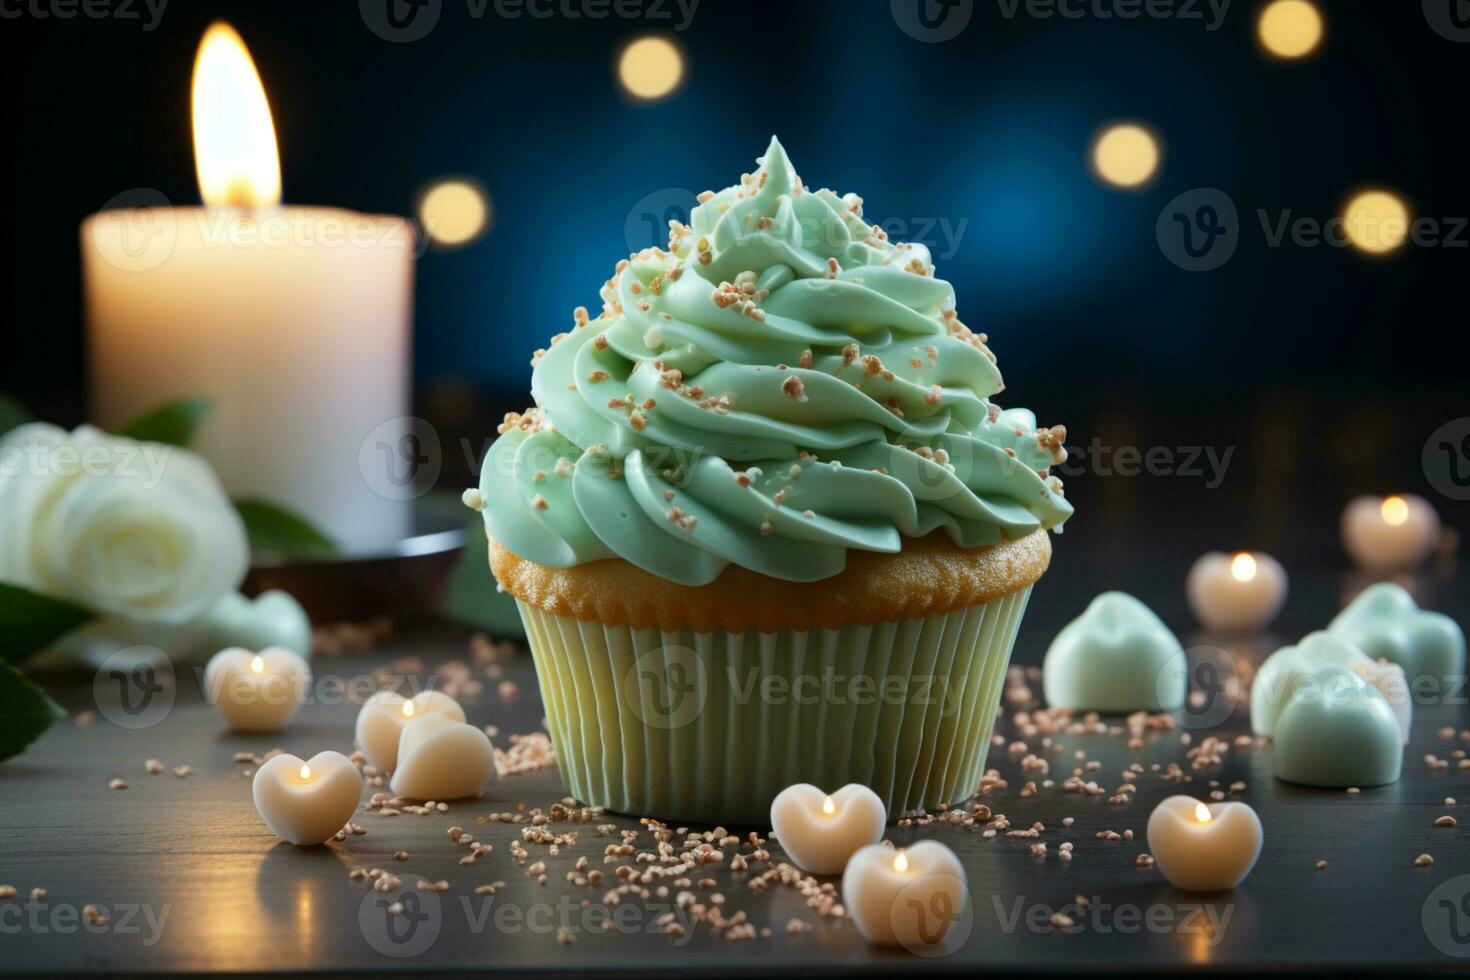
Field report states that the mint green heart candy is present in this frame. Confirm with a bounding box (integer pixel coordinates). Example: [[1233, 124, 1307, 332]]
[[1251, 632, 1375, 737], [1329, 583, 1465, 691], [1273, 665, 1403, 788], [1042, 592, 1185, 712], [201, 590, 312, 659]]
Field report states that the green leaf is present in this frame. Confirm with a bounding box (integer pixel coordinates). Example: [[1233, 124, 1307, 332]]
[[0, 392, 32, 437], [444, 515, 524, 637], [0, 660, 66, 762], [114, 398, 211, 447], [235, 499, 339, 560], [0, 583, 95, 664]]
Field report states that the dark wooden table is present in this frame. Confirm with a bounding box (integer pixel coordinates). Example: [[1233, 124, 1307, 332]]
[[3, 547, 1468, 977]]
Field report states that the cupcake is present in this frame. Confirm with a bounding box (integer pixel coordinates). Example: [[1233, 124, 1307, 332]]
[[470, 137, 1072, 823]]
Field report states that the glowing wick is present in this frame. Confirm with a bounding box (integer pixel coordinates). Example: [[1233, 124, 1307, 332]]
[[402, 700, 416, 718], [822, 796, 836, 816], [893, 849, 909, 873], [299, 764, 312, 781], [1230, 553, 1258, 583], [1381, 496, 1410, 526], [1195, 802, 1212, 823], [250, 655, 265, 674]]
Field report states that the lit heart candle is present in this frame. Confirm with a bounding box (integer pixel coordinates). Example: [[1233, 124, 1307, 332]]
[[1146, 796, 1263, 892], [1186, 551, 1288, 634], [842, 842, 968, 948], [203, 646, 311, 732], [355, 690, 465, 771], [1341, 494, 1440, 574], [389, 714, 497, 801], [769, 783, 886, 874], [252, 751, 363, 845]]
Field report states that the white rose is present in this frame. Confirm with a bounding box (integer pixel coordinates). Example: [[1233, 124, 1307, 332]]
[[0, 423, 248, 627]]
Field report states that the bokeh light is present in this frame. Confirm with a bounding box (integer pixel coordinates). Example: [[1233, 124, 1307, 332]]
[[1091, 124, 1160, 189], [1381, 495, 1410, 525], [418, 179, 491, 248], [1258, 0, 1323, 59], [617, 36, 684, 101], [1342, 190, 1409, 255]]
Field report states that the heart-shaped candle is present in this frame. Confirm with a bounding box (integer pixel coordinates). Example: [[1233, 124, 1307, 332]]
[[769, 783, 886, 874], [842, 841, 968, 948], [354, 690, 466, 771], [1186, 551, 1288, 634], [389, 713, 497, 801], [1341, 494, 1440, 574], [252, 751, 363, 845], [203, 646, 311, 732], [1146, 795, 1262, 892]]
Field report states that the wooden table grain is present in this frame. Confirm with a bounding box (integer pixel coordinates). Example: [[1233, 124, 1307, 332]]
[[3, 555, 1468, 976]]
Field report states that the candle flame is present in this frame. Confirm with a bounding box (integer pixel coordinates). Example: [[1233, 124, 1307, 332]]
[[1195, 802, 1212, 822], [1229, 553, 1258, 583], [1381, 496, 1410, 526], [821, 795, 836, 816], [402, 700, 416, 718], [893, 849, 909, 873], [191, 22, 281, 207], [299, 763, 312, 781], [249, 655, 265, 674]]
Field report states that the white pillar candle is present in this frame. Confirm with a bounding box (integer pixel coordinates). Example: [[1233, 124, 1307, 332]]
[[1341, 494, 1440, 574], [203, 646, 311, 732], [354, 690, 465, 772], [82, 22, 413, 552], [1146, 796, 1262, 892], [769, 783, 886, 874], [389, 714, 497, 801], [252, 751, 363, 845], [1186, 551, 1288, 634], [841, 842, 967, 948]]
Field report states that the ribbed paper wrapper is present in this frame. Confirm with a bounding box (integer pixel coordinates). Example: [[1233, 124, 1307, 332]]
[[515, 587, 1032, 824]]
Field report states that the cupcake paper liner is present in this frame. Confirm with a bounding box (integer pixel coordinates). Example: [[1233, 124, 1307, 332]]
[[515, 586, 1033, 825]]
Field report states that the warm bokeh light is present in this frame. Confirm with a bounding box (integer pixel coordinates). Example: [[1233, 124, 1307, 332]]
[[250, 655, 264, 674], [1091, 124, 1160, 189], [191, 22, 281, 207], [1195, 802, 1212, 822], [1342, 190, 1410, 254], [1230, 553, 1258, 583], [418, 179, 491, 248], [402, 699, 416, 717], [893, 849, 909, 872], [617, 36, 684, 100], [299, 764, 312, 781], [822, 795, 836, 815], [1258, 0, 1323, 59], [1381, 495, 1410, 526]]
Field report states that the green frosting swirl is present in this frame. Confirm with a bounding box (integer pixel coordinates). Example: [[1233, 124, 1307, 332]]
[[476, 137, 1073, 586]]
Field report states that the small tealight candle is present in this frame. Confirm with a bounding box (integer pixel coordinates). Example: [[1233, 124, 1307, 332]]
[[842, 841, 967, 948], [203, 647, 311, 732], [389, 713, 497, 801], [769, 783, 886, 874], [1342, 494, 1440, 574], [252, 751, 363, 845], [1146, 795, 1262, 892], [1186, 551, 1288, 634], [355, 690, 466, 771]]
